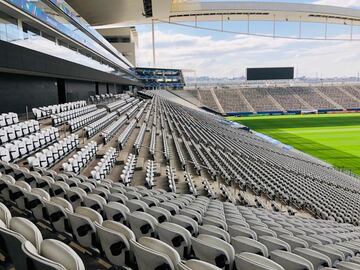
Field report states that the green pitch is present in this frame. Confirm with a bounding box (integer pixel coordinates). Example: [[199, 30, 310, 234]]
[[228, 113, 360, 175]]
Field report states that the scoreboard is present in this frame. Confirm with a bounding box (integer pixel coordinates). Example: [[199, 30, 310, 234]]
[[247, 67, 294, 81]]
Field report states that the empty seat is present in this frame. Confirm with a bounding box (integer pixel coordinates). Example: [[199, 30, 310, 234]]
[[130, 237, 181, 270], [23, 238, 85, 270], [157, 222, 192, 258], [104, 202, 130, 224], [278, 234, 309, 250], [235, 252, 285, 270], [171, 214, 199, 236], [192, 234, 235, 270], [228, 225, 257, 240], [67, 207, 103, 250], [126, 199, 149, 212], [178, 259, 222, 270], [95, 220, 135, 268], [24, 188, 50, 221], [231, 236, 268, 257], [311, 245, 345, 266], [199, 225, 230, 243], [258, 235, 291, 253], [45, 197, 73, 235], [0, 201, 12, 227], [294, 248, 332, 269], [147, 206, 172, 223], [127, 211, 158, 240], [270, 250, 314, 270], [0, 217, 43, 269]]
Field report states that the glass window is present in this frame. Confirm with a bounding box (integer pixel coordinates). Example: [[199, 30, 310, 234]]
[[0, 10, 19, 42]]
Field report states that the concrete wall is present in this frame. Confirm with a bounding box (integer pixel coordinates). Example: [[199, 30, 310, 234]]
[[0, 73, 58, 114]]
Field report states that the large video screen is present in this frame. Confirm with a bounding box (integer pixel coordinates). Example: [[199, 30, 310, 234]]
[[247, 67, 294, 81]]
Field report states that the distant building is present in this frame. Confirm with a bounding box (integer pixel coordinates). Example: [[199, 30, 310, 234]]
[[134, 67, 185, 90]]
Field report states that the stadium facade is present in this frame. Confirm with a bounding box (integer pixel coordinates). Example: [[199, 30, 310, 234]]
[[0, 0, 142, 114]]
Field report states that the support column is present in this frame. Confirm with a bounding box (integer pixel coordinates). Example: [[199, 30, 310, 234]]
[[152, 19, 156, 67]]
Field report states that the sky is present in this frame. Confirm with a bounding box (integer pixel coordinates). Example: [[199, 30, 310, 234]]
[[135, 0, 360, 78]]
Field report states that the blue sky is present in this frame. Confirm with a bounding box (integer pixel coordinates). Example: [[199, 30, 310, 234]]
[[136, 0, 360, 77]]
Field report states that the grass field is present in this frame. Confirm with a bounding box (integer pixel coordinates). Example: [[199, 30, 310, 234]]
[[228, 113, 360, 175]]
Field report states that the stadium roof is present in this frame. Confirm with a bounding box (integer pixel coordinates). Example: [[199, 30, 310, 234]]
[[67, 0, 360, 27]]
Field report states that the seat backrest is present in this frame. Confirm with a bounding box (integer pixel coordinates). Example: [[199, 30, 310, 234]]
[[67, 210, 97, 249], [75, 206, 103, 224], [22, 241, 65, 270], [192, 234, 234, 270], [180, 259, 223, 270], [231, 235, 268, 257], [199, 225, 230, 243], [139, 237, 181, 267], [157, 222, 192, 258], [104, 202, 130, 223], [95, 222, 131, 267], [103, 220, 136, 241], [41, 239, 85, 270], [171, 215, 198, 236], [311, 244, 345, 264], [128, 211, 158, 240], [294, 248, 332, 269], [258, 235, 291, 253], [146, 206, 172, 223], [235, 252, 285, 270], [130, 239, 175, 270], [0, 226, 29, 269], [228, 225, 257, 240], [0, 202, 11, 227], [270, 250, 314, 270], [10, 217, 43, 252]]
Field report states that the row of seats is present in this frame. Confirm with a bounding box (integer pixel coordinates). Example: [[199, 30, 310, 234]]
[[125, 101, 143, 119], [203, 178, 216, 199], [149, 126, 157, 160], [173, 134, 186, 170], [145, 160, 157, 188], [0, 112, 19, 128], [84, 112, 117, 138], [118, 119, 137, 150], [106, 96, 135, 112], [166, 166, 177, 193], [90, 147, 117, 180], [163, 130, 170, 162], [27, 134, 79, 168], [187, 86, 360, 113], [152, 95, 360, 225], [120, 153, 137, 186], [101, 115, 127, 144], [134, 122, 146, 154], [220, 184, 237, 204], [184, 171, 198, 196], [0, 165, 222, 270], [89, 93, 120, 104], [0, 119, 40, 144], [51, 104, 97, 126], [6, 156, 360, 270], [62, 141, 97, 174], [32, 101, 86, 119], [68, 108, 107, 132], [0, 203, 85, 270], [117, 102, 134, 115], [0, 127, 59, 162], [0, 164, 218, 266], [106, 99, 127, 112]]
